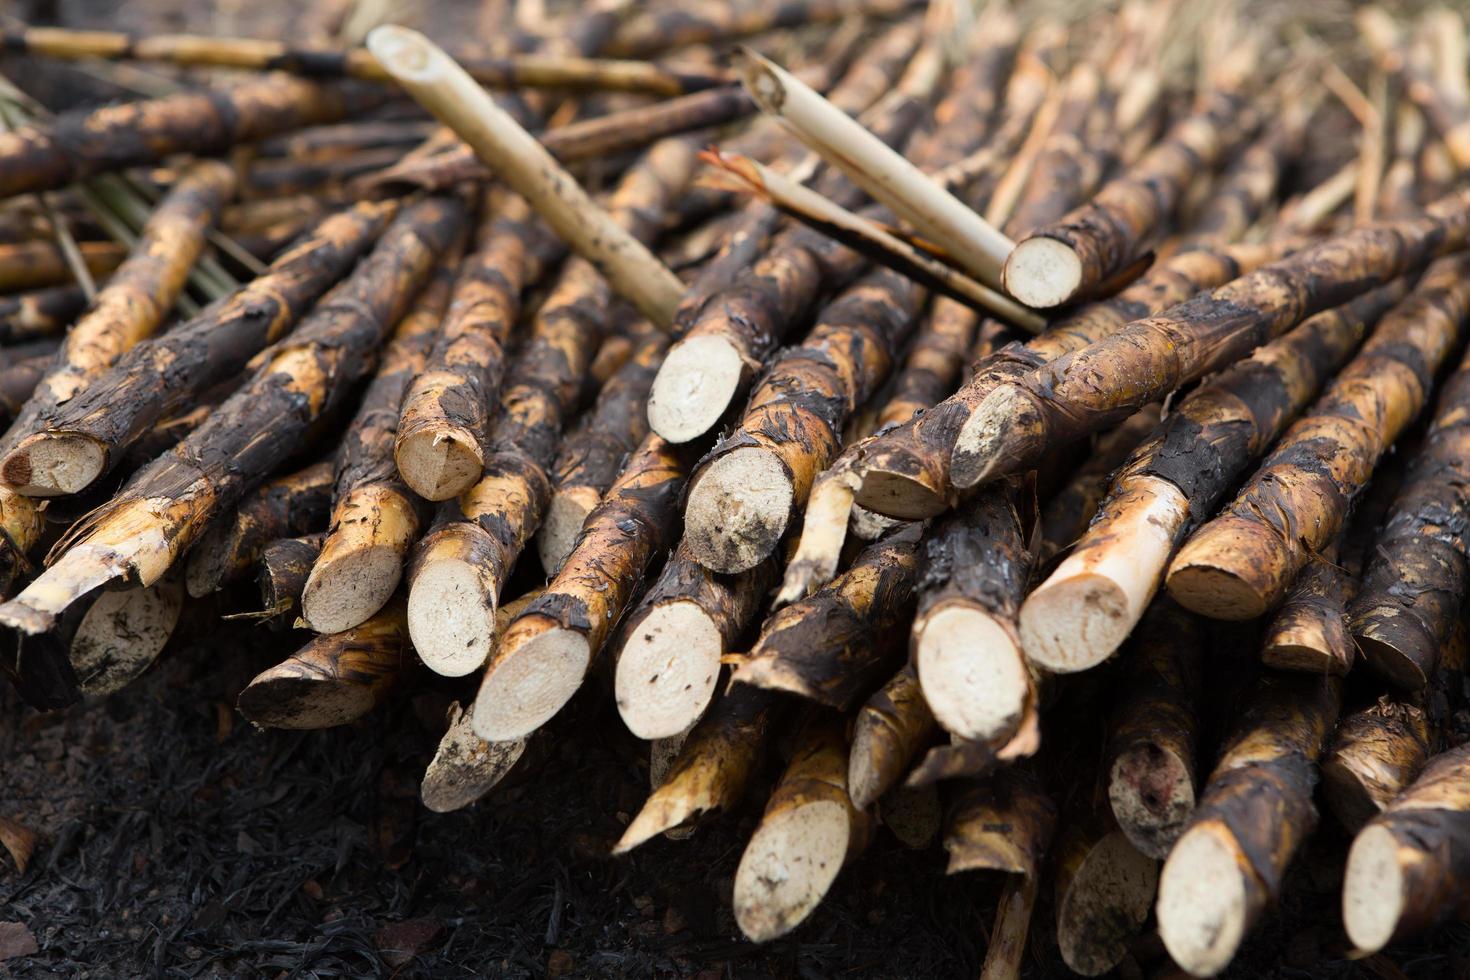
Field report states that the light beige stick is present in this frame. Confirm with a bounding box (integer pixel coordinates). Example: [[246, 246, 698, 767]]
[[367, 25, 683, 326]]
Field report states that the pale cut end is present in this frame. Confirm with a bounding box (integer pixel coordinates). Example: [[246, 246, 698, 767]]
[[950, 383, 1036, 489], [472, 627, 590, 741], [1002, 235, 1083, 308], [916, 604, 1030, 742], [1020, 575, 1132, 673], [850, 468, 948, 521], [366, 25, 439, 80], [395, 428, 484, 502], [537, 486, 600, 575], [69, 583, 184, 697], [646, 333, 746, 444], [1058, 830, 1160, 977], [408, 558, 496, 677], [1343, 824, 1404, 953], [1, 433, 108, 497], [301, 546, 403, 635], [1165, 563, 1271, 621], [1108, 746, 1196, 860], [237, 673, 376, 730], [617, 781, 701, 854], [1157, 823, 1249, 977], [684, 446, 792, 574], [420, 704, 526, 813], [615, 600, 723, 739], [734, 800, 851, 943]]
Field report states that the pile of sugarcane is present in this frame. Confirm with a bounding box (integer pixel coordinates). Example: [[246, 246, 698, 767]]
[[5, 0, 1470, 973]]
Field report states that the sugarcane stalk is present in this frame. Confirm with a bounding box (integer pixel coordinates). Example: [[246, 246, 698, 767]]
[[1104, 600, 1204, 859], [0, 197, 463, 636], [980, 873, 1039, 980], [536, 323, 666, 574], [1156, 671, 1341, 977], [394, 193, 560, 503], [954, 189, 1470, 491], [733, 713, 872, 943], [1001, 77, 1258, 307], [682, 267, 922, 575], [1019, 284, 1404, 672], [613, 542, 779, 740], [8, 199, 399, 500], [0, 283, 90, 343], [735, 49, 1015, 288], [406, 146, 697, 676], [1167, 253, 1470, 623], [252, 532, 325, 630], [605, 0, 920, 58], [615, 685, 786, 852], [0, 160, 235, 497], [0, 27, 731, 95], [237, 597, 412, 729], [1181, 112, 1305, 249], [298, 243, 459, 635], [0, 76, 381, 200], [731, 524, 921, 709], [1359, 7, 1470, 172], [1347, 338, 1470, 688], [848, 662, 935, 810], [471, 432, 691, 741], [944, 768, 1056, 876], [0, 240, 122, 292], [368, 26, 684, 326], [852, 240, 1294, 521], [1343, 741, 1470, 952], [1324, 697, 1433, 835], [183, 460, 335, 598]]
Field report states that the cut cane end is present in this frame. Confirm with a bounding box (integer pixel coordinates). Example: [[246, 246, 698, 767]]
[[647, 334, 745, 444], [408, 558, 496, 677], [851, 468, 948, 520], [615, 600, 722, 739], [733, 800, 851, 943], [1058, 830, 1159, 976], [1343, 824, 1404, 953], [537, 487, 599, 575], [1158, 822, 1249, 977], [366, 26, 439, 80], [237, 673, 377, 730], [1165, 562, 1271, 621], [1320, 758, 1383, 834], [916, 604, 1029, 742], [420, 710, 526, 813], [472, 627, 590, 741], [951, 383, 1036, 489], [395, 428, 484, 502], [1019, 574, 1131, 673], [1, 433, 107, 497], [1002, 235, 1083, 309], [684, 446, 792, 574], [70, 584, 183, 698], [301, 545, 403, 635], [1108, 746, 1195, 860]]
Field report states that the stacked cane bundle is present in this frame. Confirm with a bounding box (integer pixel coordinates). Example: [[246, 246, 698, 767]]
[[3, 0, 1470, 975]]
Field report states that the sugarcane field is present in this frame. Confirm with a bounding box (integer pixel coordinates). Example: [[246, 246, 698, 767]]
[[7, 0, 1470, 977]]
